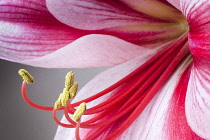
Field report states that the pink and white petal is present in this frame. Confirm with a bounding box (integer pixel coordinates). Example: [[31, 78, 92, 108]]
[[180, 1, 210, 138], [46, 0, 186, 48], [115, 57, 193, 140], [23, 34, 157, 68], [103, 22, 187, 48], [166, 0, 181, 11], [46, 0, 168, 31], [185, 63, 210, 139], [0, 0, 87, 62], [54, 44, 163, 140], [181, 0, 210, 63], [164, 62, 204, 140]]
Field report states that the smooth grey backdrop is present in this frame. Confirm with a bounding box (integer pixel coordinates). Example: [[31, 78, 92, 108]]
[[0, 59, 107, 140]]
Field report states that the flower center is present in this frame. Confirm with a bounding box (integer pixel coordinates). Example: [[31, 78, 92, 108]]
[[17, 2, 192, 139]]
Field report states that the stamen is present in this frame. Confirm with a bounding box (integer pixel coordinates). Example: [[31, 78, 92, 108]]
[[75, 119, 82, 140], [73, 102, 86, 122], [54, 93, 63, 109], [18, 69, 34, 84], [104, 43, 190, 139], [54, 91, 70, 109], [71, 33, 188, 107], [52, 108, 75, 128], [61, 91, 70, 107], [19, 33, 191, 139], [64, 107, 76, 125], [74, 103, 87, 140], [54, 74, 78, 108], [21, 81, 63, 111], [69, 82, 78, 99], [65, 72, 74, 90]]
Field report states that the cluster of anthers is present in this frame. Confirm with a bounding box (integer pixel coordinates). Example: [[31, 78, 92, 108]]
[[18, 69, 86, 140]]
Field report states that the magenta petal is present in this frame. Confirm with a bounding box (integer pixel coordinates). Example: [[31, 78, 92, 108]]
[[180, 1, 210, 138], [183, 0, 210, 64], [22, 34, 154, 68], [164, 63, 204, 140], [0, 0, 87, 61], [181, 1, 210, 138], [46, 0, 167, 30]]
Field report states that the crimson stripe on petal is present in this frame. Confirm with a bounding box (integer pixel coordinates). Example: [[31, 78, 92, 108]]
[[182, 0, 210, 63], [164, 64, 204, 140], [101, 23, 187, 47], [181, 1, 210, 137], [47, 0, 187, 47], [109, 55, 192, 140], [46, 0, 169, 30]]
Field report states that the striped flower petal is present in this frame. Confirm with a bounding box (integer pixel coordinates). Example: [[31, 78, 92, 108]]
[[22, 34, 154, 68], [46, 0, 187, 47], [180, 0, 210, 139], [0, 0, 87, 62]]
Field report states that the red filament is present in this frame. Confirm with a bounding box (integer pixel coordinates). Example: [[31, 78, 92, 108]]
[[20, 33, 191, 139]]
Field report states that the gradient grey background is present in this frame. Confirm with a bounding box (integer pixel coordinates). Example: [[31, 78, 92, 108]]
[[0, 59, 107, 140]]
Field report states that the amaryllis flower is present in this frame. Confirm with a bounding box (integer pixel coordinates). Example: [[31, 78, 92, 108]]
[[1, 0, 210, 139]]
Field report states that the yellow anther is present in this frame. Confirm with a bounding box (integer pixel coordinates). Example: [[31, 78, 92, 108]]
[[73, 102, 86, 122], [65, 72, 74, 90], [54, 72, 78, 109], [54, 100, 62, 109], [62, 88, 68, 93], [54, 94, 62, 109], [61, 90, 70, 107], [18, 69, 34, 84], [69, 82, 78, 99]]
